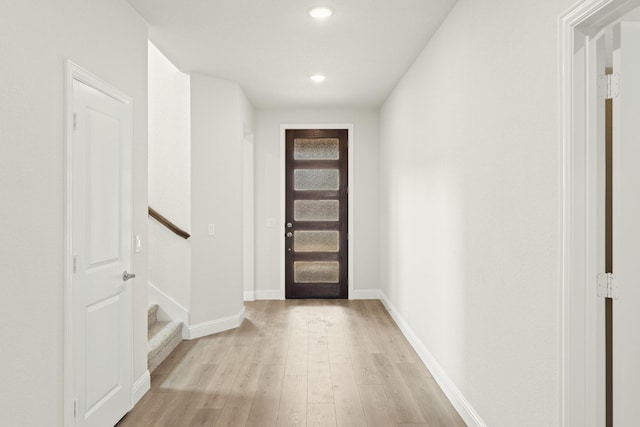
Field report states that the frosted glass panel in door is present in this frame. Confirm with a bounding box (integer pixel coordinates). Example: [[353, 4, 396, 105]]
[[294, 231, 339, 252], [294, 200, 339, 221], [294, 261, 340, 283], [294, 169, 339, 191], [294, 138, 339, 160]]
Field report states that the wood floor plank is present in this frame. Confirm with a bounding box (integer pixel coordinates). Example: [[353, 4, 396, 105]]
[[276, 375, 308, 427], [256, 332, 290, 365], [118, 300, 466, 427], [307, 403, 337, 427], [120, 391, 194, 427], [396, 362, 466, 427], [308, 361, 333, 404], [370, 354, 426, 424], [358, 384, 396, 427], [212, 361, 262, 426], [245, 363, 286, 427], [326, 330, 351, 364], [351, 353, 383, 385], [195, 344, 252, 409], [330, 362, 367, 427], [150, 339, 195, 376], [285, 336, 309, 377], [309, 340, 329, 363], [181, 408, 221, 426], [365, 304, 419, 365], [116, 392, 173, 426], [155, 357, 214, 393]]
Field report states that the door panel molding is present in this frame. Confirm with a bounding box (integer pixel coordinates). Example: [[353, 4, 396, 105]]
[[279, 124, 354, 300], [64, 60, 134, 427]]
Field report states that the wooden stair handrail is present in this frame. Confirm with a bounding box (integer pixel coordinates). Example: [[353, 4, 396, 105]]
[[148, 207, 190, 240]]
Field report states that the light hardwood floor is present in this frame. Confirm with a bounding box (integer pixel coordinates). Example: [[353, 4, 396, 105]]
[[117, 300, 466, 427]]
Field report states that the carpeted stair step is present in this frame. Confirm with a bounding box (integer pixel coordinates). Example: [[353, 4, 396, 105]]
[[147, 320, 183, 373], [148, 304, 159, 328]]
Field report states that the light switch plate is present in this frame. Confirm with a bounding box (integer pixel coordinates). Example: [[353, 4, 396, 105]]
[[135, 235, 142, 253], [208, 224, 216, 236]]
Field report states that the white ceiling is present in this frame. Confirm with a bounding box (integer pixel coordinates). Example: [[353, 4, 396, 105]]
[[127, 0, 457, 108]]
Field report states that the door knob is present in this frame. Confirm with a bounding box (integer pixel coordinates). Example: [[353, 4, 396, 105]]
[[122, 271, 136, 281], [286, 232, 294, 238], [286, 222, 292, 228]]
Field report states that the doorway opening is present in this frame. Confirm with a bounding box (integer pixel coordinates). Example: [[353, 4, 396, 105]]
[[64, 61, 135, 427], [284, 129, 348, 298], [279, 124, 354, 300], [561, 1, 640, 425]]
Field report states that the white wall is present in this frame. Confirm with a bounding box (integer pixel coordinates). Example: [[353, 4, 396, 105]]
[[148, 42, 191, 229], [254, 108, 380, 297], [379, 0, 574, 425], [148, 42, 191, 308], [190, 73, 253, 324], [0, 1, 148, 425]]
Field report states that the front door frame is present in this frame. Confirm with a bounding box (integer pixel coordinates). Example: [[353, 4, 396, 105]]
[[63, 60, 135, 426], [560, 0, 640, 425], [279, 124, 354, 300]]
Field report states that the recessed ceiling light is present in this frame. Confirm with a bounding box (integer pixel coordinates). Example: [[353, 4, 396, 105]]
[[310, 74, 327, 83], [309, 7, 333, 19]]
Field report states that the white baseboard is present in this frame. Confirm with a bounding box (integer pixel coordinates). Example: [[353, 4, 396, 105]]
[[187, 306, 245, 340], [378, 292, 486, 427], [255, 289, 283, 300], [148, 282, 190, 339], [350, 289, 382, 300], [253, 289, 382, 300], [131, 370, 150, 407]]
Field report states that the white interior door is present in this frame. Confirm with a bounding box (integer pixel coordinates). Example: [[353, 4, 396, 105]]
[[72, 77, 133, 426], [612, 20, 640, 427]]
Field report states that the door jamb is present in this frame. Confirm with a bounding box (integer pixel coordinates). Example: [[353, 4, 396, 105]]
[[63, 60, 135, 426], [279, 124, 354, 299], [560, 1, 640, 425]]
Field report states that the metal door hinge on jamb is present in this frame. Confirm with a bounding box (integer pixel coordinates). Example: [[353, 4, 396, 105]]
[[599, 74, 619, 99], [597, 272, 619, 299]]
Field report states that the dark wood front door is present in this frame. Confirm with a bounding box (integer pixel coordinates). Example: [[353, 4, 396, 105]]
[[285, 129, 348, 299]]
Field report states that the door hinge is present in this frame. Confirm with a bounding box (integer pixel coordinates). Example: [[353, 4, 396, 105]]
[[73, 255, 77, 274], [598, 74, 619, 99], [597, 272, 619, 299], [73, 399, 77, 418], [73, 112, 77, 130]]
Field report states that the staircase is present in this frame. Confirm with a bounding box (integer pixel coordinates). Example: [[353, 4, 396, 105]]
[[147, 304, 183, 373]]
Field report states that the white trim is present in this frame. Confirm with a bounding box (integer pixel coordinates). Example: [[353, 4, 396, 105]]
[[148, 282, 190, 338], [63, 60, 134, 427], [148, 282, 245, 340], [131, 370, 150, 407], [244, 290, 256, 301], [255, 289, 284, 300], [559, 1, 640, 425], [187, 306, 245, 340], [243, 132, 256, 304], [350, 289, 382, 300], [279, 124, 355, 299], [63, 59, 75, 427], [378, 292, 486, 427]]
